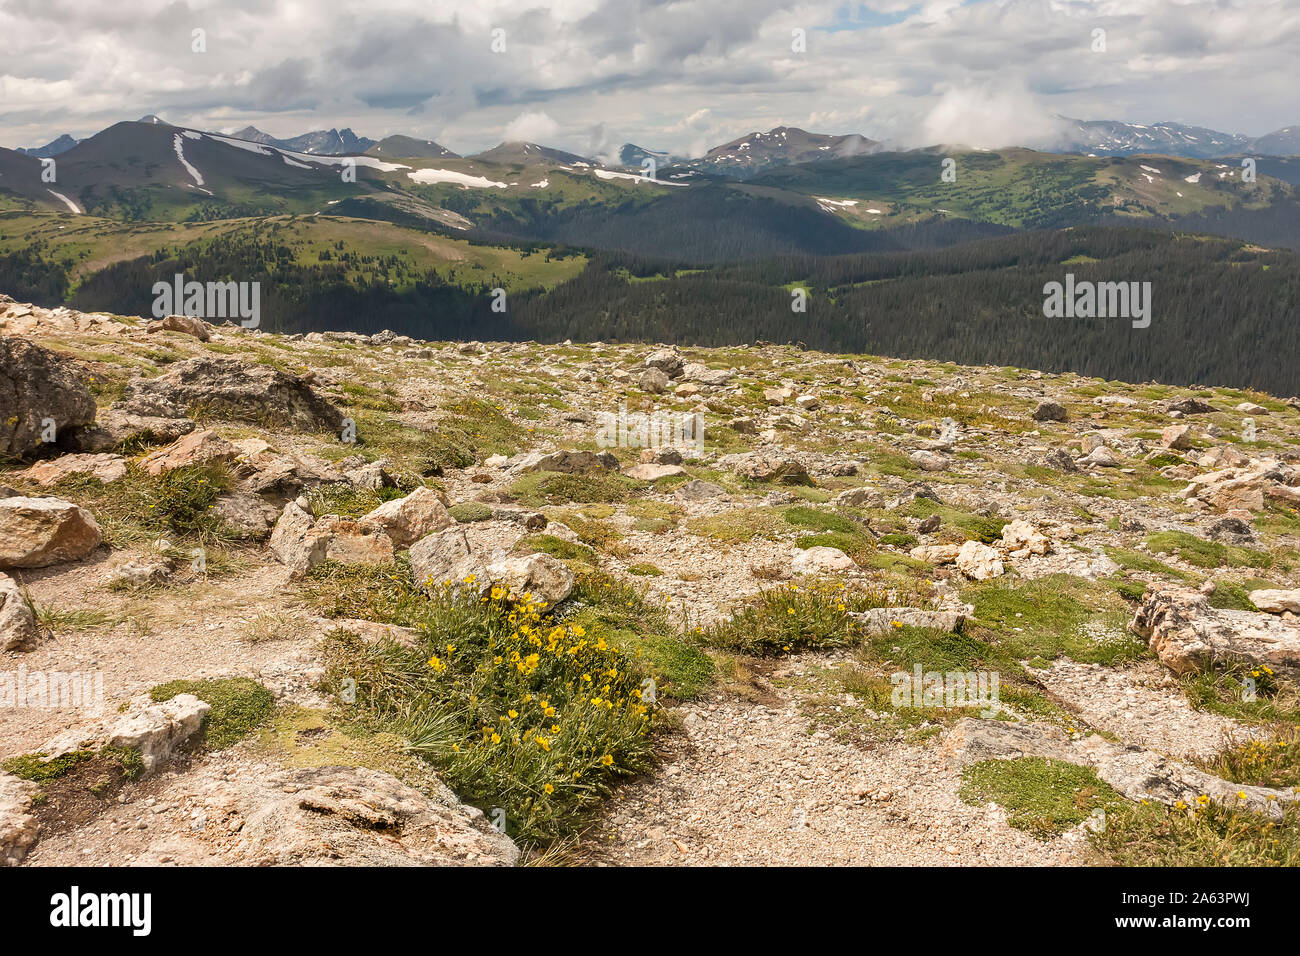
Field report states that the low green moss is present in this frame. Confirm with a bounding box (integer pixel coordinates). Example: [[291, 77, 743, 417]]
[[149, 677, 276, 750]]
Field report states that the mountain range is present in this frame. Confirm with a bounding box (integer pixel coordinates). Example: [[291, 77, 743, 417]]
[[15, 115, 1300, 168]]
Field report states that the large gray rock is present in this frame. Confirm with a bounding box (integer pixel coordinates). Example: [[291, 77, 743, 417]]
[[114, 357, 345, 433], [0, 496, 101, 569], [727, 451, 808, 483], [0, 336, 96, 459], [178, 765, 518, 867], [518, 450, 618, 474], [408, 527, 474, 586], [1131, 587, 1300, 676]]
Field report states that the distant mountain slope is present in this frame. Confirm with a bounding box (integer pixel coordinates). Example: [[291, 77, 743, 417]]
[[1054, 117, 1300, 158], [367, 135, 459, 159], [17, 134, 80, 158], [1252, 127, 1300, 157], [472, 142, 593, 165]]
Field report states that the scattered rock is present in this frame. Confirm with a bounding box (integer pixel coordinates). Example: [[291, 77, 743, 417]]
[[0, 496, 102, 569], [1160, 424, 1194, 450], [363, 487, 453, 548], [17, 453, 127, 487], [1032, 400, 1067, 422], [1131, 587, 1300, 676], [38, 694, 210, 775], [148, 314, 210, 341], [139, 429, 237, 476], [519, 450, 619, 474], [955, 540, 1004, 580], [675, 479, 726, 501], [625, 463, 685, 481], [728, 451, 807, 483], [1248, 588, 1300, 614], [791, 546, 856, 573]]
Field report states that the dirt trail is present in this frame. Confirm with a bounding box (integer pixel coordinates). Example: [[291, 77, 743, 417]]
[[584, 672, 1086, 866]]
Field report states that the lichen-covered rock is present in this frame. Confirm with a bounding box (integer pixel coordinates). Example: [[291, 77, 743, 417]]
[[115, 357, 345, 433], [37, 693, 210, 774]]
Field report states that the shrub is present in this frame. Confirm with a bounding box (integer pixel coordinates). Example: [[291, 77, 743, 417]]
[[703, 580, 889, 657], [320, 585, 657, 847]]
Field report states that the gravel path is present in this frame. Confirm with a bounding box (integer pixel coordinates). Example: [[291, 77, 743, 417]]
[[584, 681, 1087, 866]]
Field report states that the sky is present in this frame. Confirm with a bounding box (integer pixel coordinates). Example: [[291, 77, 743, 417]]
[[1, 0, 1297, 158]]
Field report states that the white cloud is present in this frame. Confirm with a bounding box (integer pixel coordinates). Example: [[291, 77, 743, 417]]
[[0, 0, 1295, 154], [503, 110, 561, 144]]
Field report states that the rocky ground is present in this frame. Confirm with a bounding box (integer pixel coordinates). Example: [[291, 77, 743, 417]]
[[2, 294, 1299, 867]]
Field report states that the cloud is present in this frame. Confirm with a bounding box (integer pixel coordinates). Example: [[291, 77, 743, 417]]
[[913, 82, 1071, 149], [0, 0, 1296, 153], [503, 110, 560, 144]]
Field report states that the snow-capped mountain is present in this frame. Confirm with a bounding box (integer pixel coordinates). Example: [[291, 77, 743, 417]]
[[229, 126, 377, 155], [674, 127, 879, 179], [1053, 118, 1300, 158]]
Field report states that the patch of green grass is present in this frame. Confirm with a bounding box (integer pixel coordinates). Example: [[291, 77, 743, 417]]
[[902, 500, 1006, 543], [1144, 530, 1273, 570], [515, 534, 598, 565], [508, 471, 638, 507], [625, 562, 662, 576], [448, 502, 494, 522], [960, 757, 1120, 839], [1179, 661, 1300, 724], [1208, 579, 1275, 611], [964, 574, 1146, 665], [703, 581, 888, 657], [42, 462, 237, 545], [782, 506, 860, 534], [562, 573, 713, 701], [2, 746, 144, 785], [1204, 727, 1300, 789], [1104, 547, 1193, 581], [149, 677, 276, 750], [306, 482, 405, 519]]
